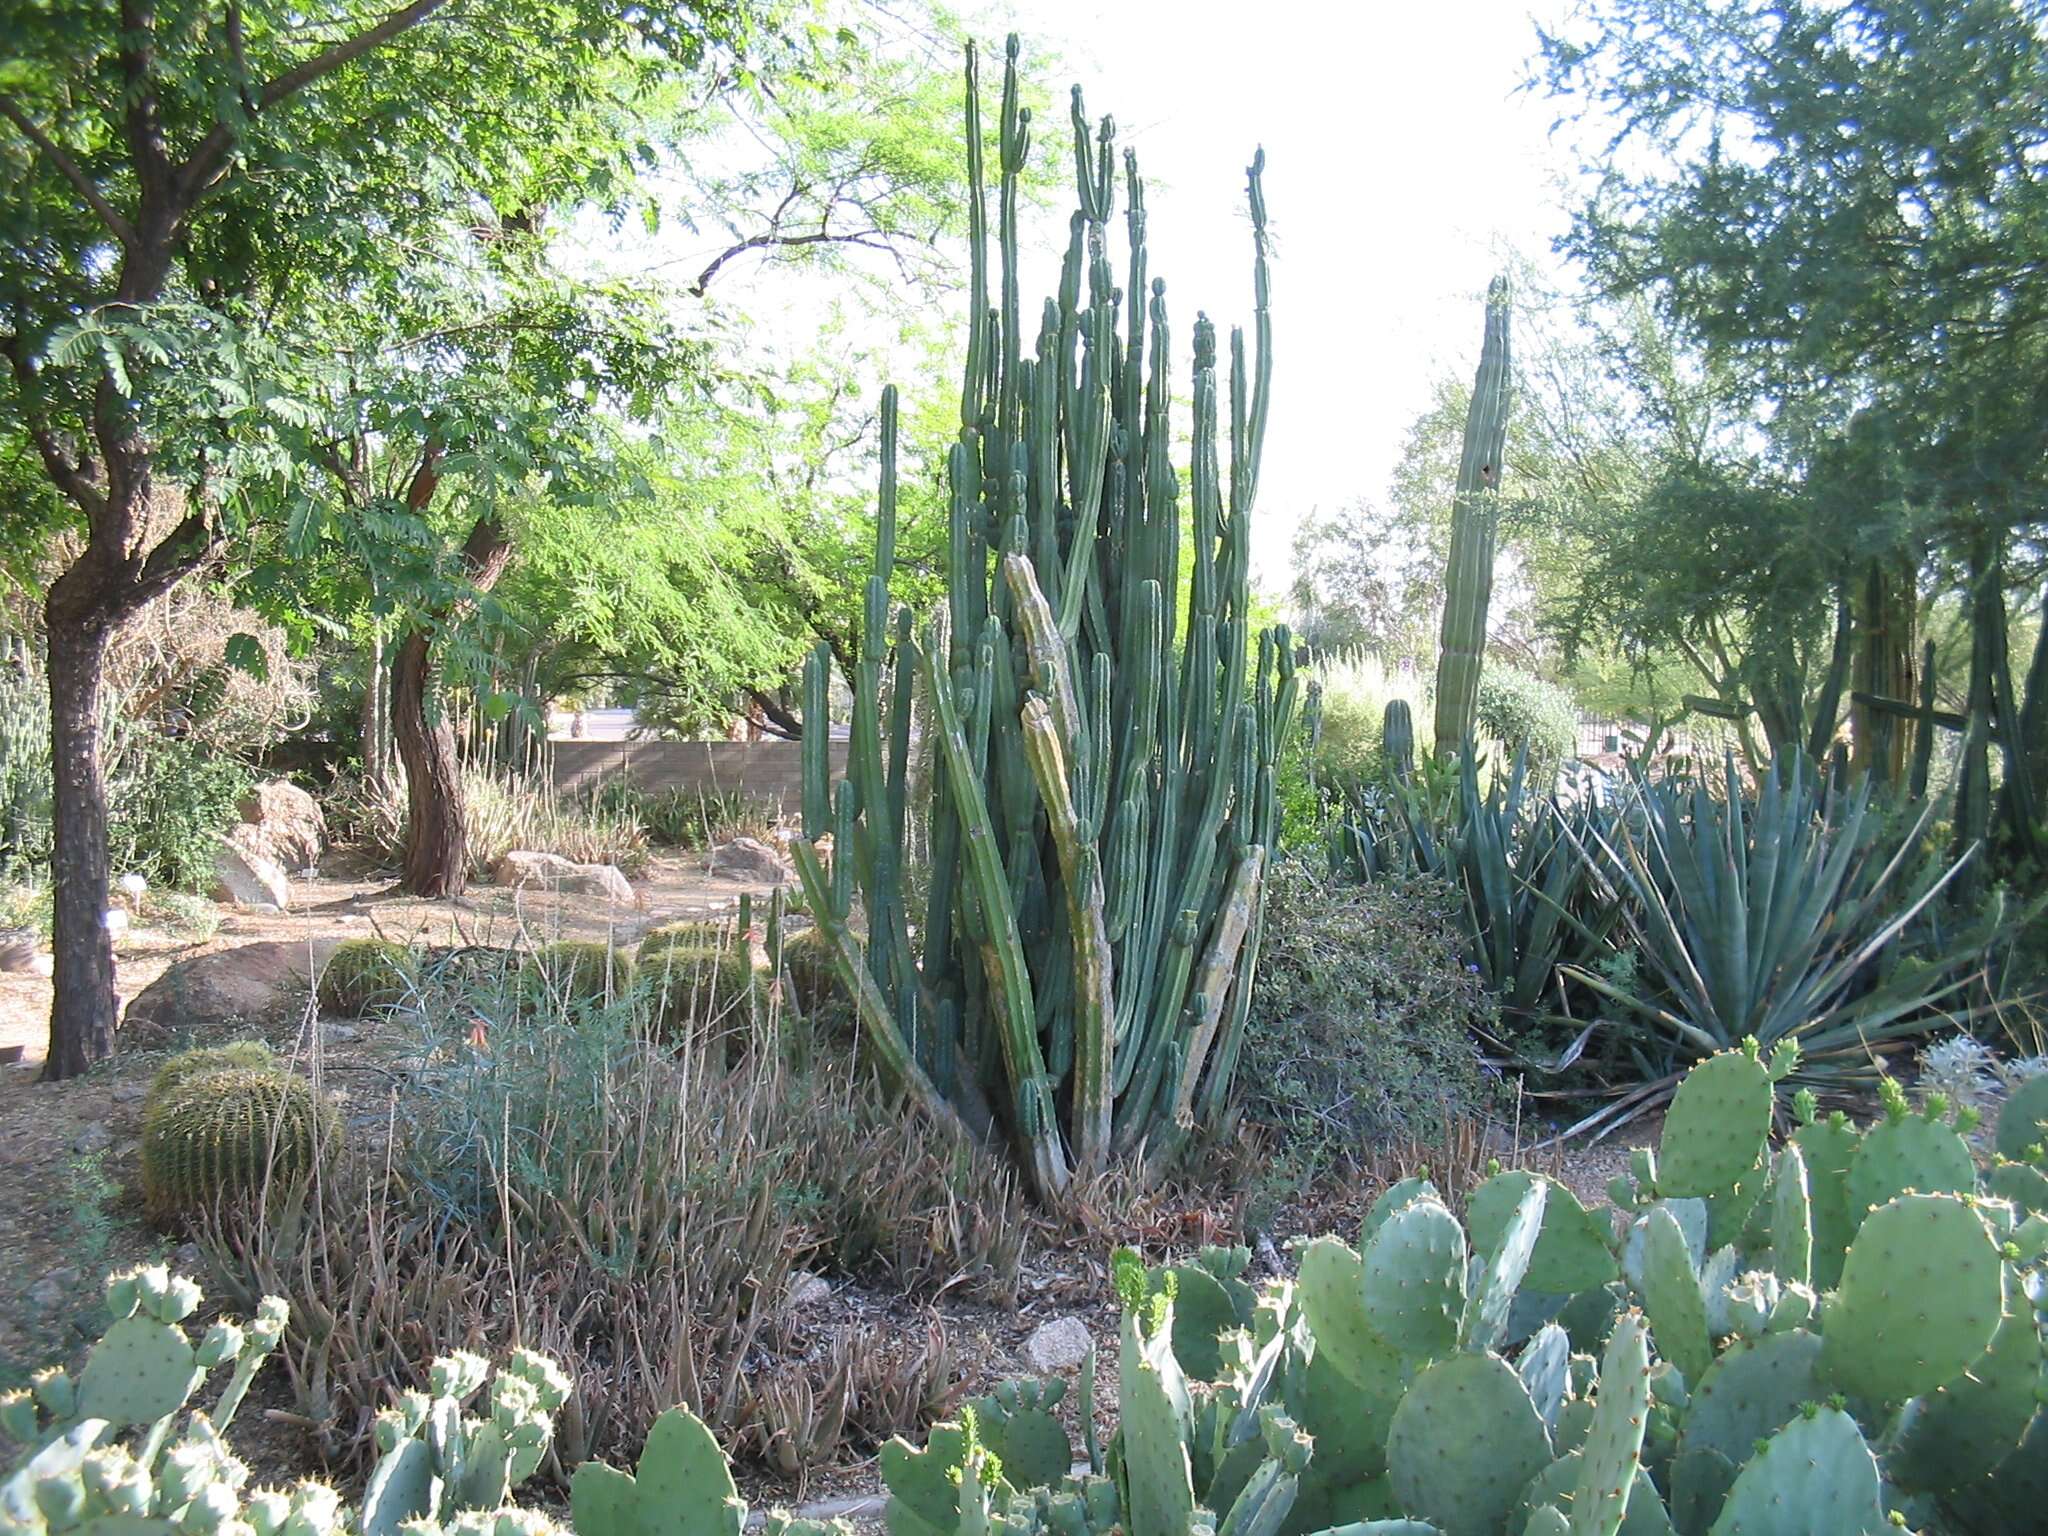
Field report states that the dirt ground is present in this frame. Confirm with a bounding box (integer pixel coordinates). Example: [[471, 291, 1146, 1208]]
[[0, 847, 1642, 1513]]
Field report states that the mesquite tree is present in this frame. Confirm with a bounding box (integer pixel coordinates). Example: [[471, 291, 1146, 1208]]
[[0, 1, 769, 1075]]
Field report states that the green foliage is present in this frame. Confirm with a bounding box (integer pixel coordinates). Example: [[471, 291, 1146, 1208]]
[[140, 1064, 339, 1221], [1308, 651, 1433, 799], [637, 944, 763, 1044], [1474, 668, 1578, 777], [315, 939, 420, 1017], [1238, 859, 1499, 1160]]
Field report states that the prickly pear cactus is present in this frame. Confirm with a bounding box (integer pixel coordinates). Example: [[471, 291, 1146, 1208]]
[[1844, 1078, 1976, 1215], [1654, 1049, 1770, 1199], [571, 1404, 745, 1536], [1820, 1192, 2003, 1406], [1386, 1352, 1550, 1536], [1996, 1071, 2048, 1161]]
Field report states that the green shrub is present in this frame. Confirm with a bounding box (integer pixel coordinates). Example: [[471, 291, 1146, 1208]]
[[1308, 649, 1433, 797], [315, 938, 420, 1016], [1473, 664, 1578, 773], [140, 1064, 339, 1220], [517, 940, 635, 1010], [1239, 858, 1500, 1161]]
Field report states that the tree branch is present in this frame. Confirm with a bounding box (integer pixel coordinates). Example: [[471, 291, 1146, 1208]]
[[691, 226, 892, 296], [0, 94, 139, 250]]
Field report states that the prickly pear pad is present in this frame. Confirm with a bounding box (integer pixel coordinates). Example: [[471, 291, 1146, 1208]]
[[1820, 1193, 2003, 1407], [1386, 1353, 1549, 1536], [1655, 1051, 1770, 1199], [1362, 1200, 1467, 1360], [1703, 1407, 1881, 1536]]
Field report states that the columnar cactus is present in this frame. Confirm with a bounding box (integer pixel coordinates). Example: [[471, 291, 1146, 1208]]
[[789, 36, 1298, 1198], [1432, 277, 1512, 757]]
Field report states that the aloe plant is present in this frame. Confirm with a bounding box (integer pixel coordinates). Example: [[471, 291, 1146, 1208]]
[[1566, 755, 1979, 1092]]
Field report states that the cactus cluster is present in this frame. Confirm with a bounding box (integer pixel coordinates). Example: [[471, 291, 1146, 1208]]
[[139, 1050, 339, 1221], [879, 1041, 2048, 1536], [635, 940, 762, 1047], [786, 35, 1299, 1199]]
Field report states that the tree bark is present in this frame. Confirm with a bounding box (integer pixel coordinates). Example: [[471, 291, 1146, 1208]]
[[1849, 556, 1917, 785], [42, 582, 117, 1080], [392, 508, 513, 897]]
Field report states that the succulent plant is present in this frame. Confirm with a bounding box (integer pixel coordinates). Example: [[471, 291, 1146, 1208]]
[[314, 938, 419, 1017], [516, 941, 634, 1011], [139, 1066, 339, 1220]]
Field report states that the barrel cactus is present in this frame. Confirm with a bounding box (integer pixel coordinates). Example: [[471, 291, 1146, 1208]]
[[517, 941, 635, 1011], [140, 1066, 340, 1219], [146, 1040, 275, 1101], [637, 942, 762, 1043], [777, 926, 846, 1021], [636, 921, 736, 964], [315, 938, 419, 1016]]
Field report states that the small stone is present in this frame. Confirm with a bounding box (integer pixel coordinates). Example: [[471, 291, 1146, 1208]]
[[1021, 1316, 1094, 1372], [27, 1268, 80, 1311], [110, 1081, 147, 1103], [491, 850, 633, 904], [173, 1242, 203, 1272], [787, 1271, 831, 1309], [322, 1023, 362, 1045], [70, 1123, 113, 1156]]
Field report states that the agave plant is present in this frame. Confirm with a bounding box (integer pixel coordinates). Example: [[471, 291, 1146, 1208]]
[[1448, 747, 1621, 1032], [1565, 755, 1981, 1103]]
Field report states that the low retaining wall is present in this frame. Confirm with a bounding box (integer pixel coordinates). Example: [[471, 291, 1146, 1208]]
[[546, 739, 846, 806]]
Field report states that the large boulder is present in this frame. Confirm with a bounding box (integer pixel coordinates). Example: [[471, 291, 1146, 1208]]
[[707, 836, 791, 885], [236, 779, 325, 872], [0, 929, 37, 973], [122, 939, 335, 1037], [490, 849, 633, 904], [213, 825, 291, 910]]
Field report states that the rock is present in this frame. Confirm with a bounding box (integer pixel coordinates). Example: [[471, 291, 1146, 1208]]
[[27, 1268, 80, 1312], [122, 939, 334, 1034], [236, 780, 325, 872], [1021, 1316, 1094, 1372], [0, 928, 38, 973], [213, 825, 291, 910], [322, 1022, 361, 1045], [70, 1122, 113, 1156], [173, 1242, 203, 1272], [110, 1081, 147, 1103], [707, 836, 792, 885], [490, 850, 633, 904], [786, 1271, 831, 1309]]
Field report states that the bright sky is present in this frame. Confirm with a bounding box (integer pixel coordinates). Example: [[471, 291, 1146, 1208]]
[[1002, 0, 1581, 588]]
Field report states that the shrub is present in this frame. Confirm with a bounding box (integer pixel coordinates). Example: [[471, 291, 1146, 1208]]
[[1308, 649, 1432, 797], [1473, 664, 1578, 773], [1239, 857, 1499, 1162], [315, 938, 420, 1016], [334, 766, 650, 877], [198, 968, 1024, 1477], [140, 1063, 340, 1220], [518, 940, 634, 1009], [617, 785, 778, 850]]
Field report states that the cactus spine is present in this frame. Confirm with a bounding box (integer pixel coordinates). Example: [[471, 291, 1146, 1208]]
[[789, 37, 1297, 1199], [1432, 277, 1512, 757]]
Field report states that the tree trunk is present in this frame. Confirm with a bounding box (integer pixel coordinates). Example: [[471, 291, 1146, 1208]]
[[392, 510, 513, 897], [1849, 556, 1917, 785], [392, 624, 466, 896], [42, 584, 117, 1080]]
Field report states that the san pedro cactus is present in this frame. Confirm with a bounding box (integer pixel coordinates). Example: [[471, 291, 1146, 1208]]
[[790, 37, 1299, 1198], [1431, 277, 1512, 757]]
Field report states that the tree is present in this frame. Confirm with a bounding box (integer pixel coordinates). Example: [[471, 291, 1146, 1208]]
[[0, 0, 773, 1076], [1540, 0, 2048, 809]]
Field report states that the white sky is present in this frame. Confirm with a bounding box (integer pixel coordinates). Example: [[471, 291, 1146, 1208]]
[[624, 0, 1586, 598]]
